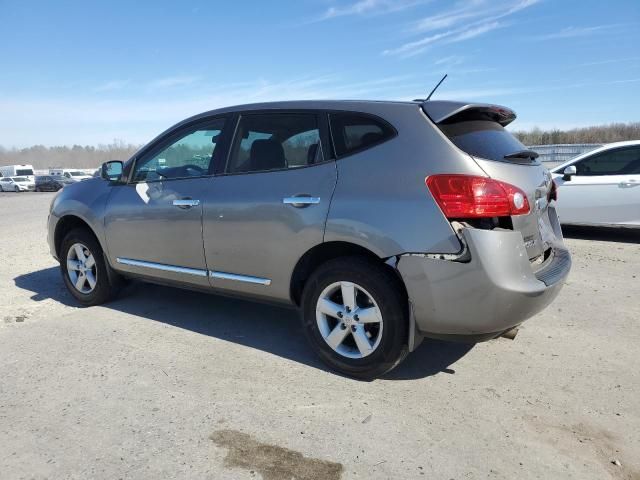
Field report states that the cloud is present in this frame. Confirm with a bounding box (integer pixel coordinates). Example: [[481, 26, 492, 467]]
[[0, 74, 416, 146], [385, 0, 539, 57], [147, 76, 200, 89], [316, 0, 424, 21], [574, 56, 640, 67], [533, 24, 618, 41], [93, 80, 130, 92]]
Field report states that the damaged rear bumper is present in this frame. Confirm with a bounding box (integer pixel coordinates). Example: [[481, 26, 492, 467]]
[[397, 227, 571, 342]]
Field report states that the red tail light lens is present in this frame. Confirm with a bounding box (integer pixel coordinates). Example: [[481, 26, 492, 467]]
[[426, 174, 530, 218]]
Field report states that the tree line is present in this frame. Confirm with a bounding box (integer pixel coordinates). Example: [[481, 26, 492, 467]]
[[512, 122, 640, 146], [0, 140, 140, 170], [1, 123, 639, 170]]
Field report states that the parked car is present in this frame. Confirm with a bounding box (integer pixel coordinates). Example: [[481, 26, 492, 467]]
[[0, 176, 35, 192], [48, 168, 93, 182], [47, 100, 571, 379], [35, 175, 74, 192], [550, 141, 640, 227], [0, 164, 35, 182]]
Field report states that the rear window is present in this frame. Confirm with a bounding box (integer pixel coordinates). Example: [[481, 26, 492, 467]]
[[439, 120, 531, 163], [13, 177, 28, 182], [329, 113, 395, 157], [16, 169, 33, 176]]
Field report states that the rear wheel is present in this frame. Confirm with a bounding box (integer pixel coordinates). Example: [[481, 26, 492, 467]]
[[60, 228, 120, 306], [301, 257, 408, 379]]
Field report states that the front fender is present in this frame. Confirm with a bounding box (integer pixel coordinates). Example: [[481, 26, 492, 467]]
[[48, 179, 112, 259]]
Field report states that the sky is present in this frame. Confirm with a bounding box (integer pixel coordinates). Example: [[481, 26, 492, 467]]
[[0, 0, 639, 147]]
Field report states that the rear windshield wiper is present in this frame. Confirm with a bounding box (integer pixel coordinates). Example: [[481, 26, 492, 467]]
[[504, 149, 539, 160]]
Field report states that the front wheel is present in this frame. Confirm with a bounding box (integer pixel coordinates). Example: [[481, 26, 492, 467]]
[[60, 228, 120, 306], [301, 257, 408, 380]]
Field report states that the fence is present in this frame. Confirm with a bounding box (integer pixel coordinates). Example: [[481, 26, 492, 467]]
[[527, 144, 602, 167]]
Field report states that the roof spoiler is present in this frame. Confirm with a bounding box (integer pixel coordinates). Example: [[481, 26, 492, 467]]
[[421, 100, 517, 127]]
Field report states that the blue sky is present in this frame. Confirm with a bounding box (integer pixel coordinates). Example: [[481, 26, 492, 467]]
[[1, 0, 639, 146]]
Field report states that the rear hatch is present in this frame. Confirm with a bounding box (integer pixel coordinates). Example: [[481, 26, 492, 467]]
[[423, 101, 557, 261]]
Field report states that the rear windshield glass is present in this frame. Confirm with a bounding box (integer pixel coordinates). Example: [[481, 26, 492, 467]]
[[439, 120, 531, 163], [12, 177, 28, 182], [16, 169, 34, 176]]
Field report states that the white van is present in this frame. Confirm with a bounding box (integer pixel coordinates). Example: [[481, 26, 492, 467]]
[[0, 164, 35, 181], [48, 168, 92, 182]]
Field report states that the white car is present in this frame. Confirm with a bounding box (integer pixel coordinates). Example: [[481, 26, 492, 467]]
[[49, 169, 92, 182], [0, 176, 36, 192], [551, 141, 640, 227]]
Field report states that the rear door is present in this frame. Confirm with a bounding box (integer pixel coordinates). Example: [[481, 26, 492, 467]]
[[202, 111, 336, 302], [553, 146, 640, 226], [104, 116, 231, 287]]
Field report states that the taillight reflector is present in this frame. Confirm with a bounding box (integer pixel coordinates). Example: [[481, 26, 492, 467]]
[[426, 174, 530, 218]]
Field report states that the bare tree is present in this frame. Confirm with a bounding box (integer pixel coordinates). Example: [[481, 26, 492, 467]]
[[513, 122, 640, 145]]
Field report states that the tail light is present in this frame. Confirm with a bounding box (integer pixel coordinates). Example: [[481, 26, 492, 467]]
[[426, 174, 530, 218]]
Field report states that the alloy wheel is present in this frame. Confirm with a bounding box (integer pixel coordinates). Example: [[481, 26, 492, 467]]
[[315, 281, 384, 359], [66, 242, 98, 294]]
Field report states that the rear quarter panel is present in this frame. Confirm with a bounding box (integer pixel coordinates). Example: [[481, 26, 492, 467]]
[[325, 103, 486, 256]]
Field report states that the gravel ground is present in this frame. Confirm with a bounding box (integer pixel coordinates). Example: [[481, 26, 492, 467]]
[[1, 192, 639, 480]]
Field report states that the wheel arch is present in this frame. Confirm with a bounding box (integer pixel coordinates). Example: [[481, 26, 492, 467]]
[[289, 241, 408, 307], [54, 215, 103, 259]]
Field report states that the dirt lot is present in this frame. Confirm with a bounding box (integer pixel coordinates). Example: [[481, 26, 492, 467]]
[[1, 192, 638, 480]]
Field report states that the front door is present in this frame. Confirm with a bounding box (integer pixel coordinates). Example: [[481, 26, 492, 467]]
[[104, 117, 229, 286], [555, 146, 640, 226], [202, 112, 337, 302]]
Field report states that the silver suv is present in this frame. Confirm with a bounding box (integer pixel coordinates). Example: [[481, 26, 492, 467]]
[[47, 100, 571, 379]]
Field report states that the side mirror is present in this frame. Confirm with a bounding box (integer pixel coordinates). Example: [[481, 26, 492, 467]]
[[562, 165, 576, 181], [101, 161, 124, 181]]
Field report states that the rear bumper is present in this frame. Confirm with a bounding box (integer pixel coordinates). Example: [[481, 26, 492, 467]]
[[397, 227, 571, 341]]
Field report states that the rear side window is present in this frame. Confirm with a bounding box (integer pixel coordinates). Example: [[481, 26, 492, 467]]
[[227, 113, 324, 174], [574, 147, 640, 175], [439, 120, 529, 163], [329, 113, 395, 157]]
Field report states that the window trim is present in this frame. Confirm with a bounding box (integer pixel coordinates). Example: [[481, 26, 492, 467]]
[[220, 110, 334, 177], [125, 115, 232, 184], [328, 110, 398, 159], [572, 146, 640, 177]]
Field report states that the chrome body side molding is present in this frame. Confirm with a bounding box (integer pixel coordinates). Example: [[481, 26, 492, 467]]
[[116, 258, 272, 285], [209, 271, 272, 285], [116, 257, 208, 277]]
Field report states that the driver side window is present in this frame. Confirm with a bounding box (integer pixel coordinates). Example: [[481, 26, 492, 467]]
[[133, 118, 226, 182]]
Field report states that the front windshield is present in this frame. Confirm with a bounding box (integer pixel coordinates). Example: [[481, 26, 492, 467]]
[[16, 169, 34, 176], [70, 171, 85, 176], [12, 177, 28, 182]]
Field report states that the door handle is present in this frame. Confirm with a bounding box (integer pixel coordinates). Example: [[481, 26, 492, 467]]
[[172, 198, 200, 209], [283, 196, 320, 208]]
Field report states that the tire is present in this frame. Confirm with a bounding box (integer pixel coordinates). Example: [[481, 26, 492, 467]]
[[301, 256, 409, 380], [35, 186, 41, 192], [60, 228, 120, 306]]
